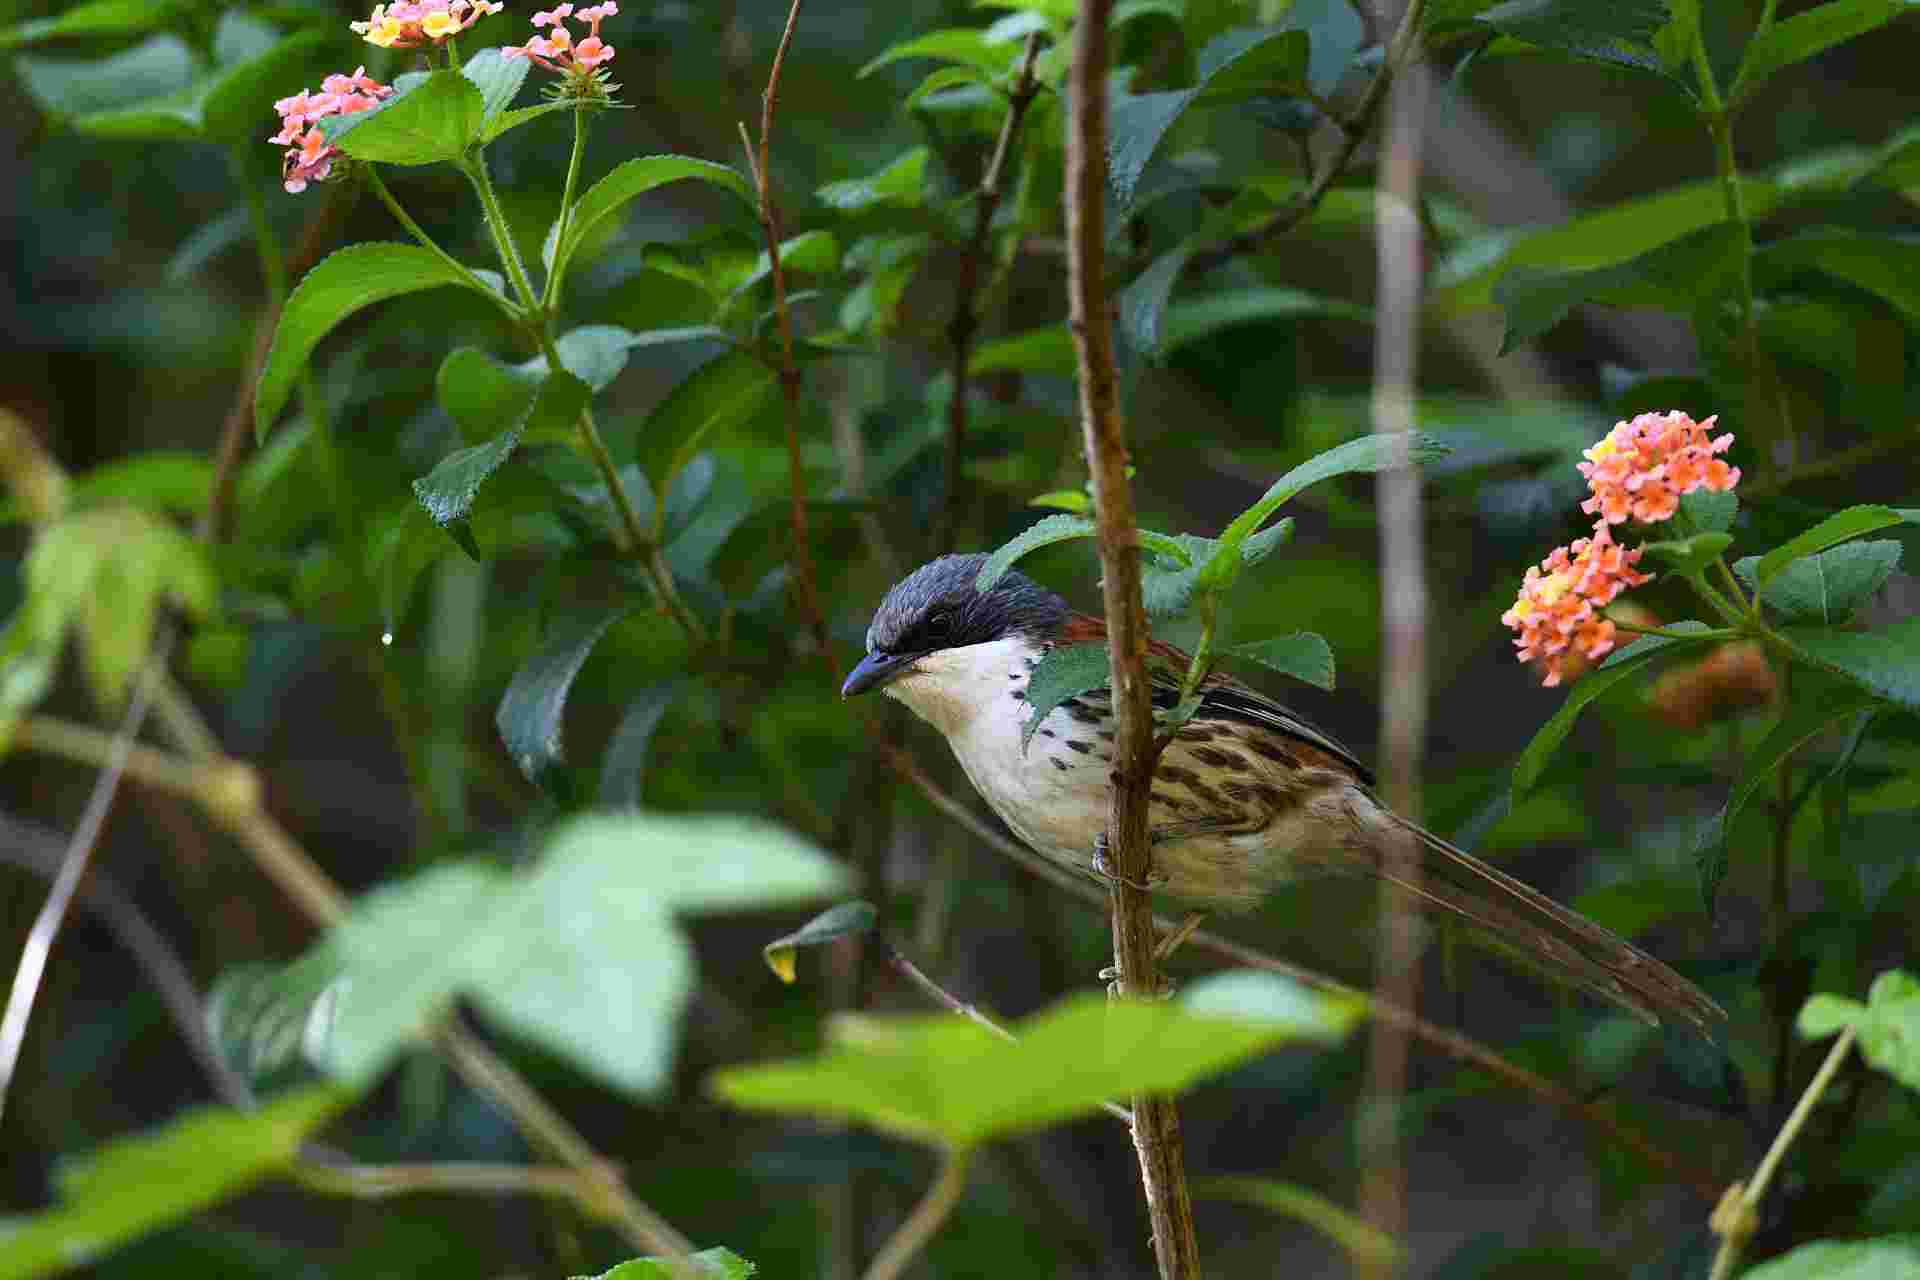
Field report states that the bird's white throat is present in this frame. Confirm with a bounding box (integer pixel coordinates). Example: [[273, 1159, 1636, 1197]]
[[881, 635, 1041, 740]]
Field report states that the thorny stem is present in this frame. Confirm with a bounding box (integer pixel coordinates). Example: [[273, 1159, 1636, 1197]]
[[1066, 0, 1201, 1275], [465, 151, 541, 313], [861, 1147, 975, 1280], [938, 31, 1045, 555], [1708, 1028, 1856, 1280], [542, 105, 594, 311], [748, 0, 835, 679], [365, 167, 513, 313]]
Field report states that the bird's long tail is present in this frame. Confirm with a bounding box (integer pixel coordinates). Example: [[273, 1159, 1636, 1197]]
[[1368, 812, 1725, 1034]]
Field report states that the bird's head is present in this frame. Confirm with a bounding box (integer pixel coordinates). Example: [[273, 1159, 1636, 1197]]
[[842, 553, 1070, 701]]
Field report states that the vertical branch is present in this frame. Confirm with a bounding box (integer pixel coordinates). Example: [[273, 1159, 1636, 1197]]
[[747, 0, 835, 677], [1356, 21, 1432, 1273], [938, 32, 1044, 554], [1065, 2, 1200, 1276]]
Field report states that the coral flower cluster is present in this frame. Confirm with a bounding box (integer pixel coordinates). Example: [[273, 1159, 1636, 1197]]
[[270, 68, 394, 193], [351, 0, 503, 48], [502, 3, 618, 75], [1502, 411, 1739, 686], [1578, 410, 1740, 525]]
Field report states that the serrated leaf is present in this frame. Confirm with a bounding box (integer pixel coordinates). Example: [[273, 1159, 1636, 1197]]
[[817, 147, 929, 211], [496, 609, 624, 780], [320, 69, 484, 165], [1639, 531, 1734, 577], [1784, 617, 1920, 714], [572, 1249, 759, 1280], [1755, 505, 1911, 586], [0, 1088, 348, 1280], [976, 514, 1096, 590], [256, 245, 505, 437], [1741, 1236, 1920, 1280], [599, 681, 685, 808], [545, 155, 757, 291], [1795, 971, 1920, 1093], [1021, 642, 1110, 751], [1511, 624, 1714, 799], [1228, 632, 1335, 690], [709, 983, 1349, 1147], [461, 46, 528, 124], [1733, 542, 1901, 623], [1469, 0, 1673, 77], [411, 427, 524, 531], [1680, 487, 1738, 534], [763, 902, 879, 983]]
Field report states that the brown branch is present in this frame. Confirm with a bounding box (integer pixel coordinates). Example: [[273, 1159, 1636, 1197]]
[[1064, 3, 1200, 1275], [938, 32, 1046, 555], [1356, 33, 1434, 1268], [879, 748, 1724, 1202], [1183, 0, 1430, 279], [746, 0, 835, 679]]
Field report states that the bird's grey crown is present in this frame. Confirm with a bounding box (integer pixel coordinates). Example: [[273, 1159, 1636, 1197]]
[[866, 553, 1070, 656]]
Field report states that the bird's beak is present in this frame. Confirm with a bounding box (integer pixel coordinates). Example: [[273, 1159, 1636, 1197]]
[[842, 650, 919, 699]]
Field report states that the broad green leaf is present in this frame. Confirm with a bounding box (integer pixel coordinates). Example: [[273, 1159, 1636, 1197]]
[[1797, 971, 1920, 1092], [496, 608, 624, 780], [859, 29, 1018, 79], [1228, 632, 1335, 690], [1733, 0, 1917, 104], [1679, 487, 1738, 534], [969, 325, 1077, 376], [70, 452, 212, 516], [545, 155, 757, 289], [763, 901, 879, 984], [1742, 1237, 1920, 1280], [0, 0, 173, 50], [1693, 672, 1876, 912], [483, 97, 571, 141], [599, 681, 686, 808], [1755, 228, 1920, 325], [1141, 533, 1219, 617], [1161, 288, 1370, 351], [1493, 222, 1745, 351], [320, 69, 484, 165], [439, 327, 719, 447], [904, 65, 987, 108], [1121, 244, 1195, 357], [1467, 0, 1673, 77], [573, 1249, 759, 1280], [0, 1088, 347, 1280], [709, 985, 1348, 1147], [1638, 531, 1733, 577], [1733, 542, 1901, 623], [1020, 642, 1111, 750], [1195, 1178, 1400, 1268], [734, 230, 841, 299], [817, 147, 929, 211], [461, 46, 528, 124], [14, 33, 191, 120], [1785, 616, 1920, 714], [256, 244, 506, 436], [1755, 505, 1909, 586], [411, 427, 524, 531], [976, 514, 1095, 590], [1511, 624, 1714, 799], [636, 350, 780, 504]]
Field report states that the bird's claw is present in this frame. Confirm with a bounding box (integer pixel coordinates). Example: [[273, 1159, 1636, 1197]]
[[1099, 963, 1175, 1001], [1090, 834, 1168, 893]]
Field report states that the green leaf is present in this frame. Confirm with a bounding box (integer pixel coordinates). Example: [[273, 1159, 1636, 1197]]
[[709, 983, 1351, 1147], [1741, 1237, 1920, 1280], [1511, 624, 1715, 799], [976, 514, 1095, 590], [15, 33, 193, 121], [1797, 971, 1920, 1092], [411, 427, 525, 530], [461, 46, 529, 124], [1021, 642, 1110, 751], [1638, 531, 1733, 577], [0, 0, 174, 50], [1733, 542, 1901, 623], [70, 451, 212, 516], [0, 1088, 348, 1280], [1160, 288, 1370, 351], [1120, 243, 1195, 359], [969, 325, 1077, 376], [1228, 632, 1335, 690], [599, 681, 685, 809], [1694, 672, 1877, 912], [859, 29, 1019, 79], [903, 65, 988, 108], [320, 69, 484, 165], [545, 155, 757, 291], [817, 147, 929, 211], [1755, 229, 1920, 326], [636, 350, 780, 503], [1784, 616, 1920, 714], [1493, 222, 1746, 351], [1029, 489, 1091, 513], [762, 901, 878, 984], [1733, 0, 1917, 104], [496, 608, 624, 780], [1195, 1178, 1400, 1268], [483, 97, 571, 141], [1755, 505, 1910, 586], [1468, 0, 1673, 77], [1680, 487, 1738, 534], [256, 244, 505, 437], [572, 1249, 759, 1280]]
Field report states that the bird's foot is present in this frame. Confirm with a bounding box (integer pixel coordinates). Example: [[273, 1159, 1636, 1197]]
[[1090, 834, 1168, 894], [1099, 963, 1175, 1001]]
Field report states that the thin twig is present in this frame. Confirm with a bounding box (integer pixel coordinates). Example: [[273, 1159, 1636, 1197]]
[[748, 0, 835, 678], [938, 31, 1045, 554], [1184, 0, 1431, 278], [1356, 19, 1433, 1269], [861, 1147, 975, 1280], [879, 748, 1723, 1200], [1064, 2, 1200, 1274]]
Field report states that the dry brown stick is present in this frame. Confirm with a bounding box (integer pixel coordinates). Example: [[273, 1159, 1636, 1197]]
[[745, 0, 835, 679], [1356, 30, 1434, 1269], [879, 747, 1723, 1202], [937, 32, 1046, 555], [1064, 2, 1200, 1275]]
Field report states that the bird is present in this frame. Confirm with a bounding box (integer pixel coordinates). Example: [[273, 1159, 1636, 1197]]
[[842, 552, 1725, 1034]]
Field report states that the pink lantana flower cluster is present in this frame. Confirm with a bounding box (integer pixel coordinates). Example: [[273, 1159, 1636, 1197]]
[[351, 0, 503, 48], [1501, 410, 1741, 686], [502, 3, 617, 77], [270, 68, 394, 193], [1578, 410, 1740, 525]]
